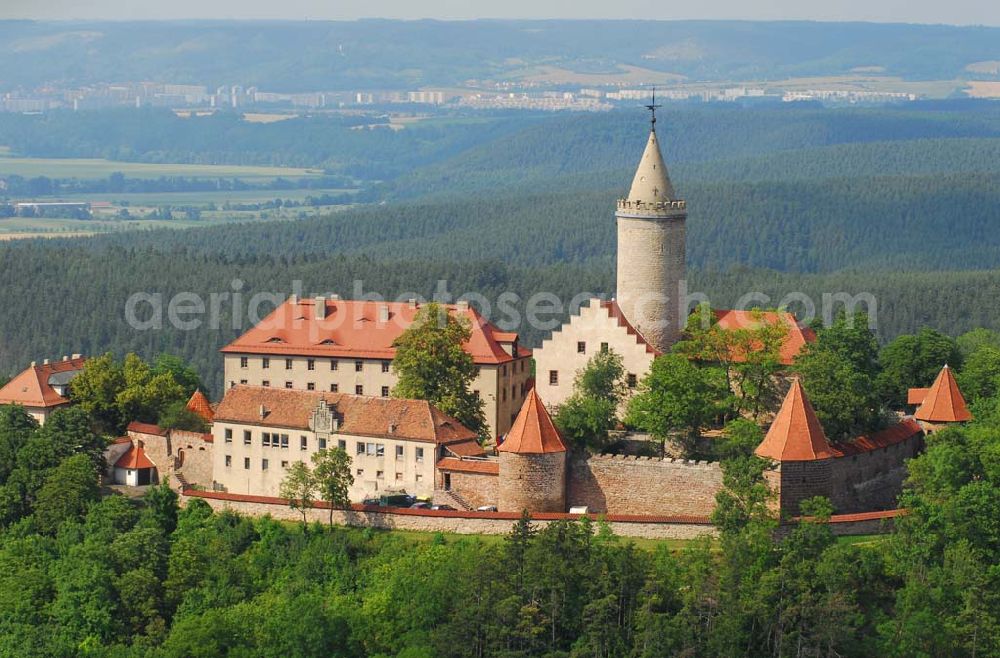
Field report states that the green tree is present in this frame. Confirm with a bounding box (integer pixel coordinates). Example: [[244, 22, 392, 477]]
[[717, 418, 765, 460], [32, 453, 101, 533], [626, 354, 730, 454], [0, 404, 38, 484], [877, 328, 961, 406], [117, 353, 186, 426], [69, 352, 126, 433], [553, 348, 626, 452], [311, 448, 354, 526], [795, 312, 883, 440], [142, 482, 179, 535], [152, 354, 202, 397], [157, 400, 208, 433], [392, 303, 487, 438], [279, 461, 316, 525], [957, 345, 1000, 403]]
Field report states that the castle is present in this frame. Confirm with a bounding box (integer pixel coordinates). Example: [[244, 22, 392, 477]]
[[100, 113, 975, 526]]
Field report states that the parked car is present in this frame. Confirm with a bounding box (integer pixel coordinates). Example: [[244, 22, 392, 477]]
[[380, 493, 416, 508], [361, 497, 380, 507], [431, 504, 455, 511], [410, 502, 431, 509], [476, 505, 498, 512]]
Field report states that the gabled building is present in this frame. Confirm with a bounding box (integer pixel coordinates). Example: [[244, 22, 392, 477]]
[[221, 297, 531, 438], [0, 355, 85, 424], [211, 386, 484, 500]]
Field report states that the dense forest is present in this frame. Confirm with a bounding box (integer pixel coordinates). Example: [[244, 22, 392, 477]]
[[3, 386, 1000, 656]]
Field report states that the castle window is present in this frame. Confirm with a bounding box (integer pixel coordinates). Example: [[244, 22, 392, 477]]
[[356, 385, 364, 395], [382, 386, 390, 397], [416, 447, 425, 463], [281, 461, 288, 468], [330, 383, 339, 393], [355, 360, 364, 372], [396, 445, 404, 460], [601, 342, 609, 353], [330, 360, 338, 371], [356, 442, 365, 455], [280, 434, 289, 449], [307, 359, 315, 371], [224, 428, 232, 443], [307, 382, 316, 391], [549, 370, 559, 386], [244, 457, 250, 470], [240, 379, 247, 385], [415, 473, 423, 482], [243, 430, 252, 445], [356, 468, 364, 476], [285, 381, 293, 389], [502, 388, 507, 402], [577, 341, 586, 354], [263, 432, 271, 447], [627, 373, 637, 388], [301, 436, 308, 450], [240, 357, 248, 368], [382, 361, 391, 373], [376, 444, 385, 457], [338, 439, 346, 450], [285, 358, 293, 370], [262, 459, 269, 471], [230, 381, 236, 389], [319, 438, 327, 450], [225, 455, 232, 467], [377, 470, 384, 479], [396, 472, 403, 480], [262, 358, 269, 369], [262, 380, 270, 387]]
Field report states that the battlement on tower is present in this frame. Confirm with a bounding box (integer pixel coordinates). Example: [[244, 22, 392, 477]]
[[616, 198, 687, 214]]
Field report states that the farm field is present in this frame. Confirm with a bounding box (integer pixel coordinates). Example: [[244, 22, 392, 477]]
[[0, 155, 326, 180], [67, 187, 356, 206]]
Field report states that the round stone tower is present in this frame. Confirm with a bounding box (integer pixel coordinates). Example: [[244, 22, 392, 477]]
[[498, 389, 567, 514], [615, 113, 687, 353]]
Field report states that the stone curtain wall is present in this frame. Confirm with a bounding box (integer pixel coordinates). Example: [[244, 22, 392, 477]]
[[445, 471, 499, 509], [567, 454, 723, 517], [171, 430, 215, 489], [829, 435, 923, 512]]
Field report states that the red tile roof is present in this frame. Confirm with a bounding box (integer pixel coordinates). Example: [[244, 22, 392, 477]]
[[0, 357, 86, 408], [213, 385, 478, 444], [115, 443, 155, 469], [436, 457, 500, 475], [712, 310, 816, 366], [185, 390, 215, 423], [907, 387, 930, 406], [915, 365, 972, 423], [830, 418, 922, 457], [498, 389, 567, 454], [127, 421, 168, 436], [444, 439, 487, 458], [755, 379, 835, 461], [221, 298, 530, 365]]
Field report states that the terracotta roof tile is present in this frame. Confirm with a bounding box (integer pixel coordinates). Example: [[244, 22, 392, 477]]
[[436, 457, 500, 475], [213, 385, 477, 444], [907, 387, 930, 406], [185, 390, 215, 423], [712, 310, 815, 366], [830, 418, 922, 457], [115, 443, 155, 469], [127, 421, 168, 437], [915, 365, 972, 423], [0, 357, 86, 408], [755, 379, 834, 461], [498, 389, 567, 454], [444, 439, 487, 458], [221, 298, 530, 365]]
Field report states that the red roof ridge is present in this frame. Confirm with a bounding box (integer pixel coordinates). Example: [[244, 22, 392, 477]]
[[498, 389, 567, 454], [185, 389, 215, 423], [115, 443, 155, 469], [0, 357, 87, 408], [127, 421, 168, 436], [600, 300, 660, 355], [915, 365, 972, 423], [755, 379, 834, 461]]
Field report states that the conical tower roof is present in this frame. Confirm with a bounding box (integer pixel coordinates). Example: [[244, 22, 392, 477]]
[[625, 128, 676, 205], [915, 365, 972, 423], [498, 389, 567, 454], [755, 379, 834, 461], [186, 389, 215, 423]]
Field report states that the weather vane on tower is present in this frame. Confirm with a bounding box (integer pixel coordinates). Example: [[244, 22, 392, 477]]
[[644, 87, 661, 131]]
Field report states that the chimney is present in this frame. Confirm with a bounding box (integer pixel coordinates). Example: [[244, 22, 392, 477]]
[[378, 304, 390, 323], [43, 358, 49, 365], [407, 298, 418, 309], [329, 293, 340, 301], [315, 296, 326, 320], [290, 293, 299, 305], [456, 300, 469, 312], [62, 356, 69, 362], [72, 353, 82, 359], [30, 361, 36, 368]]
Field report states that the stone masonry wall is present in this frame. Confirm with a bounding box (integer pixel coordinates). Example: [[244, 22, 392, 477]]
[[172, 430, 215, 489], [829, 435, 923, 513], [567, 454, 722, 517], [499, 452, 567, 513], [445, 471, 499, 509]]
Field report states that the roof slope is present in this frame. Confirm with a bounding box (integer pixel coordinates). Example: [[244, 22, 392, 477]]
[[0, 357, 86, 408], [498, 389, 567, 454], [907, 387, 930, 406], [601, 300, 661, 355], [831, 418, 923, 457], [755, 379, 834, 461], [221, 298, 530, 365], [115, 444, 155, 469], [185, 390, 215, 423], [915, 365, 972, 423], [712, 310, 816, 366], [626, 128, 676, 204], [213, 385, 477, 444]]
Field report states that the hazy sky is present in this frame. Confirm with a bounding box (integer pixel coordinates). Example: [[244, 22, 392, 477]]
[[1, 0, 997, 26]]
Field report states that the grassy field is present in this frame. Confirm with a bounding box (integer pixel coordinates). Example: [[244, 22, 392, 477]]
[[68, 188, 354, 206], [0, 155, 325, 181]]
